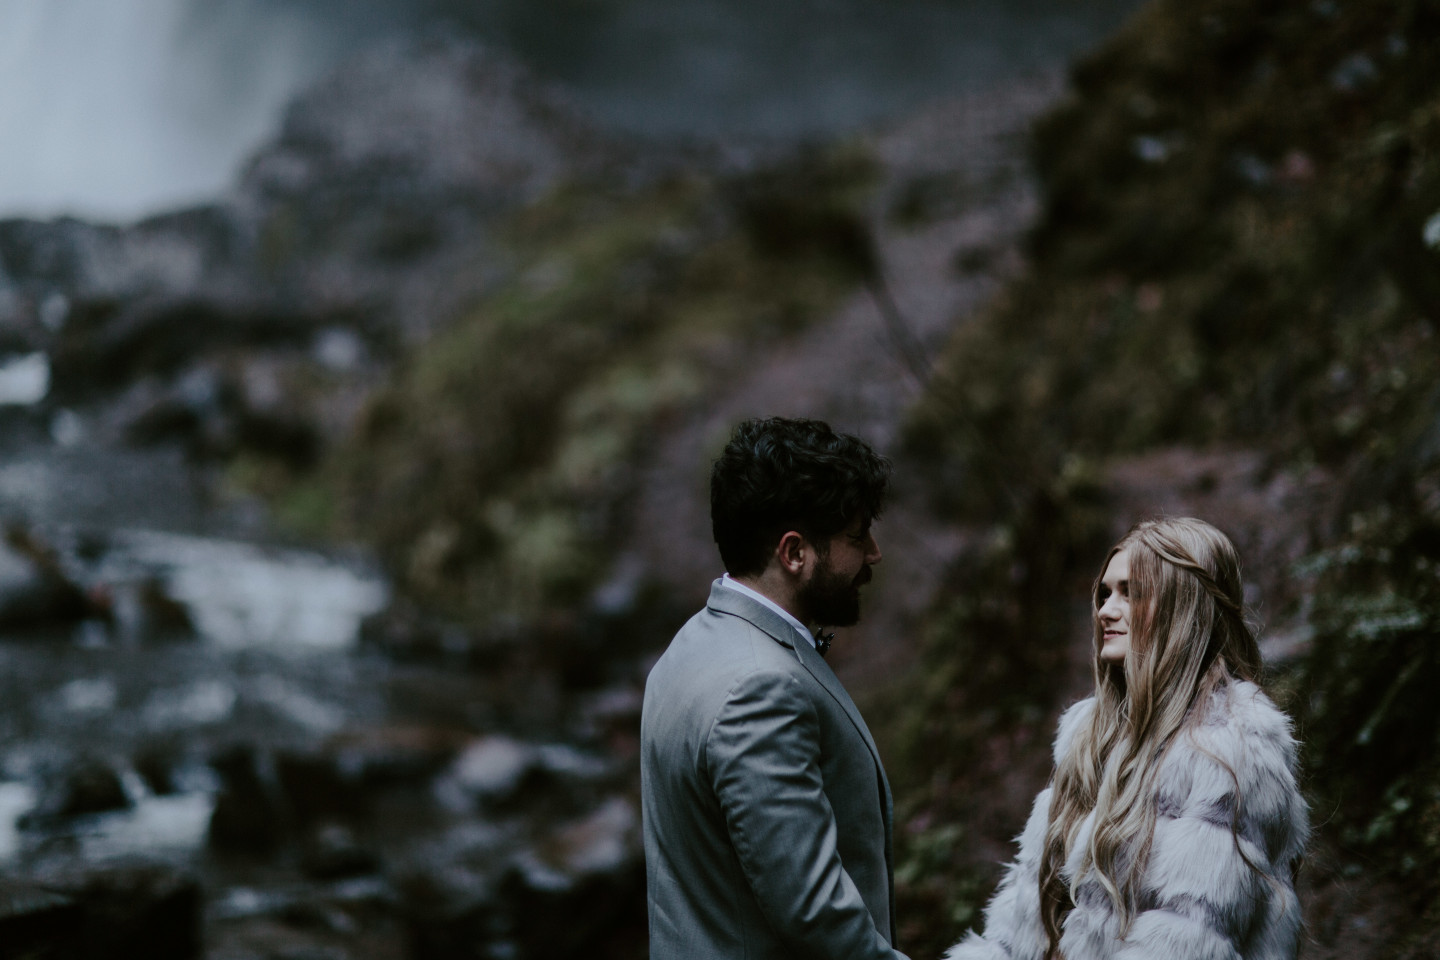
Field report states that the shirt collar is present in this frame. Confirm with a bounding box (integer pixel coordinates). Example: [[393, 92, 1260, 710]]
[[720, 574, 816, 649]]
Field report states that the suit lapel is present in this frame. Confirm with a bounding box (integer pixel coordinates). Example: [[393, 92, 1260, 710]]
[[792, 631, 887, 774], [706, 580, 889, 779], [782, 601, 899, 938], [706, 578, 899, 937]]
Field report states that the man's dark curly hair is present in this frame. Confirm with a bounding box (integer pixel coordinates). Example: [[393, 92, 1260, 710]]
[[710, 417, 891, 577]]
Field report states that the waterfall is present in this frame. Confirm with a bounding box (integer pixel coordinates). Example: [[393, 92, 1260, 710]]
[[0, 0, 364, 222]]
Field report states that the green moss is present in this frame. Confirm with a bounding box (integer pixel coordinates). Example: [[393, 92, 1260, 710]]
[[889, 0, 1440, 946], [314, 147, 877, 624]]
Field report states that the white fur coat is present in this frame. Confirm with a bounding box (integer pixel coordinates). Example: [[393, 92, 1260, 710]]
[[946, 680, 1308, 960]]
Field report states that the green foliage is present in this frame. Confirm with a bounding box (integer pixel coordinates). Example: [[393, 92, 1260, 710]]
[[893, 819, 992, 956], [891, 0, 1440, 945], [319, 147, 878, 624], [1302, 505, 1440, 882]]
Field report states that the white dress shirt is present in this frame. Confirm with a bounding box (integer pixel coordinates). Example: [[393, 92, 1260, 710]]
[[720, 574, 816, 649]]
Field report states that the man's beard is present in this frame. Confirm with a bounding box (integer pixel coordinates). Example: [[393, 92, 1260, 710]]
[[796, 558, 870, 628]]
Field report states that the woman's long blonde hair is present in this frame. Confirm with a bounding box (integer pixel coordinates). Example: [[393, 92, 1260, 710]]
[[1038, 517, 1264, 957]]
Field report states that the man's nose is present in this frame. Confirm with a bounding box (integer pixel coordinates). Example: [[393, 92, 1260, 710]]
[[865, 534, 882, 565]]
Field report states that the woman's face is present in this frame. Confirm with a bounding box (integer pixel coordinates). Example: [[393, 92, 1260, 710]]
[[1097, 546, 1133, 664]]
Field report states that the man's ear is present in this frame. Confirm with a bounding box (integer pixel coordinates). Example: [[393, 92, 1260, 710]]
[[776, 530, 808, 575]]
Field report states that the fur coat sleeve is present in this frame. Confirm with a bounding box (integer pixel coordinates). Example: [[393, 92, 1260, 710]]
[[945, 682, 1308, 960]]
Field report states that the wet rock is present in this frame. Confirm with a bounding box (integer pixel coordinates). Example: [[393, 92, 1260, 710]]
[[533, 744, 611, 784], [0, 878, 83, 958], [104, 574, 196, 645], [449, 737, 535, 803], [326, 725, 469, 786], [52, 677, 117, 715], [134, 577, 196, 639], [401, 866, 509, 960], [276, 748, 364, 825], [517, 796, 638, 882], [52, 297, 308, 407], [132, 745, 181, 796], [116, 365, 237, 452], [576, 685, 643, 746], [436, 735, 617, 820], [0, 350, 50, 405], [393, 821, 515, 959], [112, 359, 323, 465], [300, 823, 380, 881], [25, 861, 203, 959], [358, 602, 516, 667], [141, 679, 237, 730], [0, 526, 91, 628], [502, 797, 645, 960], [207, 745, 285, 854], [22, 755, 133, 826], [400, 793, 643, 958], [56, 756, 132, 817]]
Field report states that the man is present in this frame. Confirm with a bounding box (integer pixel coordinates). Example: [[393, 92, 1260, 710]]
[[641, 417, 909, 960]]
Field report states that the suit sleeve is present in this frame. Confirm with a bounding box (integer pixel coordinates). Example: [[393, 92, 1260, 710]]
[[943, 787, 1051, 960], [706, 669, 909, 960], [1113, 694, 1309, 960]]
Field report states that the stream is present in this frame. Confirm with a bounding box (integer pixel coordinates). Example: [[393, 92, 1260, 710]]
[[0, 439, 643, 958]]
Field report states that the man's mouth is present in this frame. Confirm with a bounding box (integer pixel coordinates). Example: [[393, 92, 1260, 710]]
[[853, 567, 872, 587]]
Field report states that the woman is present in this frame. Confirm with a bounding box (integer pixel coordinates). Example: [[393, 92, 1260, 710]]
[[946, 517, 1307, 960]]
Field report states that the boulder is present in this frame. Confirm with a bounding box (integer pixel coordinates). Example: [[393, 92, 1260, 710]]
[[0, 527, 91, 629], [19, 862, 202, 960], [132, 745, 181, 796], [22, 754, 133, 826], [395, 821, 516, 960], [0, 878, 83, 958], [275, 747, 364, 825], [449, 736, 535, 803], [55, 756, 131, 817], [207, 745, 285, 854], [435, 735, 617, 821], [325, 724, 469, 786], [502, 797, 645, 960], [299, 822, 380, 881], [401, 868, 509, 960], [357, 602, 517, 667]]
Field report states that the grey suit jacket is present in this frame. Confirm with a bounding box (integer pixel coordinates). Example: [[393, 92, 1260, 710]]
[[641, 580, 908, 960]]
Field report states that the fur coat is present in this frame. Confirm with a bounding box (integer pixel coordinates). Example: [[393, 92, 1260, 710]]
[[946, 680, 1308, 960]]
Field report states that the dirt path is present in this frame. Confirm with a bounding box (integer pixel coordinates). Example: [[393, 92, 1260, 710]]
[[619, 73, 1063, 692]]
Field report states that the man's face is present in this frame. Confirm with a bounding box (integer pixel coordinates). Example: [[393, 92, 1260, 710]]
[[795, 519, 882, 627]]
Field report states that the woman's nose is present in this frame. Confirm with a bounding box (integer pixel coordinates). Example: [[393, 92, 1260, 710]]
[[1098, 596, 1118, 621]]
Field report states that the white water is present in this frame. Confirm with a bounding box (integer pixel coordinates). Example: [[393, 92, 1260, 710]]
[[114, 529, 390, 652], [0, 0, 352, 222]]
